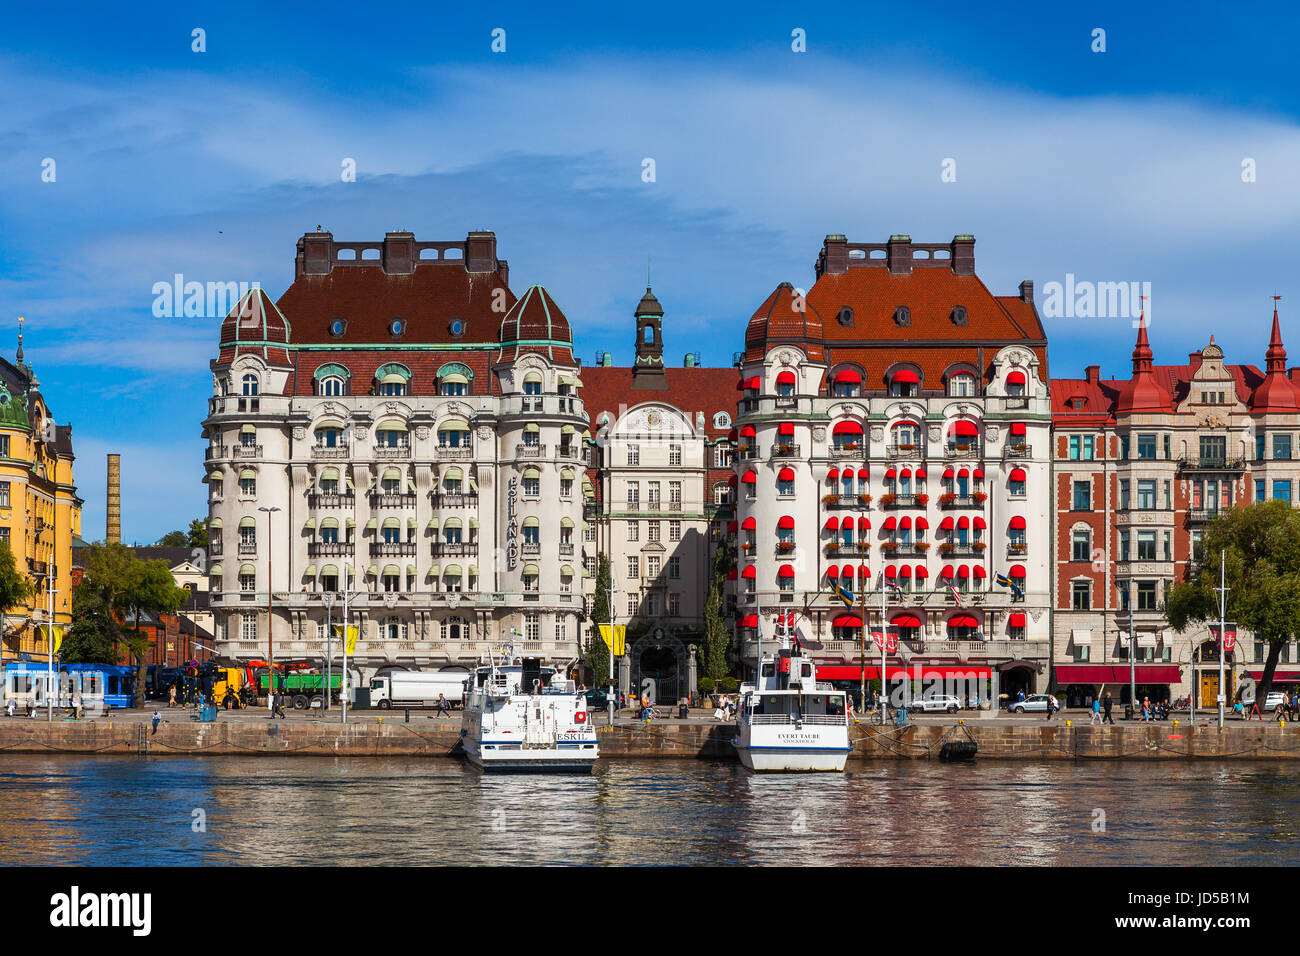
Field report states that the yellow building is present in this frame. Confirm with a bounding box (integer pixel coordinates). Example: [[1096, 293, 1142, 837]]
[[0, 323, 81, 664]]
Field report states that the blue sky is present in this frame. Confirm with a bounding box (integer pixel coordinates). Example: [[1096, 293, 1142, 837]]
[[2, 0, 1299, 543]]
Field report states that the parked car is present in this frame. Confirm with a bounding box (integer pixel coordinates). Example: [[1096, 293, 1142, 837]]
[[1007, 694, 1053, 714], [1239, 689, 1287, 711], [585, 688, 610, 709], [910, 694, 961, 714]]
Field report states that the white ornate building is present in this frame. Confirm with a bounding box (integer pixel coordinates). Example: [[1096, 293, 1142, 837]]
[[734, 234, 1052, 698], [203, 230, 587, 684]]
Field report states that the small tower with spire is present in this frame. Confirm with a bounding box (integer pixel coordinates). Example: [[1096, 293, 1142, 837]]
[[631, 284, 668, 390]]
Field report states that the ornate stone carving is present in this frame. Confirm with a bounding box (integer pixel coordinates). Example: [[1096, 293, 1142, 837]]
[[870, 427, 884, 442], [477, 426, 491, 441], [812, 427, 826, 441], [986, 426, 999, 442], [928, 425, 942, 441], [292, 426, 306, 441], [415, 426, 430, 441]]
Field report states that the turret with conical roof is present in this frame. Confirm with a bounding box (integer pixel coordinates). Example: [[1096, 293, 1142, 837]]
[[632, 286, 668, 390]]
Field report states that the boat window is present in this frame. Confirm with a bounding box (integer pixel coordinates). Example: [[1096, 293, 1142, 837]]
[[761, 663, 775, 678], [759, 695, 788, 714]]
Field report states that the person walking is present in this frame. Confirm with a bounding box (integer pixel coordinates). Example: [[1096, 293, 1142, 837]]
[[434, 693, 450, 718], [167, 683, 177, 708], [1090, 696, 1102, 725], [151, 710, 162, 735], [1044, 693, 1054, 721], [272, 691, 286, 720], [1103, 692, 1114, 724], [72, 691, 82, 721]]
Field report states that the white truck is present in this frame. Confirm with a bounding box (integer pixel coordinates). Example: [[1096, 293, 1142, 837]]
[[369, 670, 468, 710]]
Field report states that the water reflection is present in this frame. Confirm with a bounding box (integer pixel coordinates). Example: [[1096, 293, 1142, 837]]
[[0, 756, 1295, 866]]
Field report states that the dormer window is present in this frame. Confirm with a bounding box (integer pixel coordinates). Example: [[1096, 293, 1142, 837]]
[[889, 368, 919, 398], [1006, 370, 1027, 397], [329, 318, 347, 338], [950, 305, 968, 327], [948, 373, 976, 397], [837, 306, 854, 328], [523, 371, 543, 396], [388, 318, 407, 337], [318, 376, 345, 396], [893, 306, 911, 328]]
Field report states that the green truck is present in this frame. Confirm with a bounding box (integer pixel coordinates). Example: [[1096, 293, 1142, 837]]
[[257, 672, 342, 710]]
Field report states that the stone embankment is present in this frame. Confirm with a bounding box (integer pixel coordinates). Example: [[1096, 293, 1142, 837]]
[[1, 717, 1298, 760]]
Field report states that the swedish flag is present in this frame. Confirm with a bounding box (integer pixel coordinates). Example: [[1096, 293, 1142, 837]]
[[995, 573, 1024, 603], [829, 581, 855, 608]]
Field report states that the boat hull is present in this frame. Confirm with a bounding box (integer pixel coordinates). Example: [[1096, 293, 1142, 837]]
[[733, 740, 851, 773], [463, 741, 598, 773]]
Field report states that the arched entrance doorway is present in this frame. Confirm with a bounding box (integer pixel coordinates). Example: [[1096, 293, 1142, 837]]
[[628, 628, 693, 704], [998, 660, 1039, 701]]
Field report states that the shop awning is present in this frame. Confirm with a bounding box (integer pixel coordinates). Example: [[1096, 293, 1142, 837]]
[[728, 474, 738, 487], [833, 614, 862, 627], [915, 517, 929, 530], [727, 568, 738, 580], [816, 665, 993, 681], [973, 516, 986, 530], [883, 566, 896, 578], [857, 517, 871, 530], [1056, 665, 1182, 684], [857, 565, 870, 578], [882, 517, 897, 530], [739, 614, 759, 628], [915, 468, 926, 479], [857, 467, 869, 479], [727, 520, 738, 532], [892, 613, 924, 628], [833, 421, 863, 435], [948, 614, 980, 628], [899, 516, 912, 530], [940, 516, 955, 530], [942, 468, 955, 480], [891, 369, 919, 384], [898, 565, 911, 578], [740, 425, 756, 438], [1247, 670, 1300, 682], [973, 566, 987, 579], [743, 376, 761, 390], [884, 468, 897, 479]]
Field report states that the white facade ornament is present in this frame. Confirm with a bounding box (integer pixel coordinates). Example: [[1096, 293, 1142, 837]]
[[292, 426, 306, 441]]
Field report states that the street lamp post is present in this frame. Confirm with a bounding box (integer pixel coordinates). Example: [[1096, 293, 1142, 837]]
[[44, 554, 57, 723], [258, 506, 280, 711], [323, 591, 335, 713]]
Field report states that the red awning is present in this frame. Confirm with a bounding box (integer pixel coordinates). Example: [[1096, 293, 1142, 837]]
[[777, 467, 795, 481], [1006, 370, 1026, 385], [777, 515, 795, 529], [776, 371, 796, 385], [824, 517, 840, 531], [739, 614, 758, 627], [1134, 666, 1182, 683], [892, 369, 919, 384], [778, 422, 795, 435], [827, 468, 840, 480], [740, 425, 756, 437], [858, 565, 870, 577], [940, 516, 955, 530], [1247, 670, 1300, 682], [1055, 665, 1182, 684], [727, 428, 737, 441], [741, 470, 757, 483], [973, 516, 986, 530], [940, 566, 954, 578], [883, 566, 897, 578], [743, 376, 761, 389], [958, 468, 969, 479], [973, 468, 984, 480], [778, 564, 795, 578], [826, 565, 839, 579], [957, 516, 970, 529], [900, 468, 912, 480], [1009, 468, 1027, 482], [892, 613, 923, 628], [942, 468, 955, 480], [833, 614, 863, 627], [833, 369, 862, 383], [1009, 516, 1027, 529], [1009, 564, 1026, 577], [882, 517, 897, 530], [742, 516, 756, 530], [857, 516, 871, 530], [884, 468, 897, 479], [1010, 422, 1026, 436], [915, 468, 927, 479], [915, 565, 929, 579], [741, 566, 757, 578], [973, 566, 987, 579], [1008, 612, 1026, 627], [726, 520, 738, 532], [857, 467, 869, 479], [950, 420, 979, 437], [957, 565, 970, 578], [727, 474, 738, 486], [899, 516, 912, 530], [949, 614, 980, 628], [915, 517, 929, 530], [833, 421, 864, 435], [899, 565, 914, 578]]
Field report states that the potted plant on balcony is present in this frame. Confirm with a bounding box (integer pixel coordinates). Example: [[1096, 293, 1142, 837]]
[[881, 541, 898, 553], [859, 494, 872, 505], [823, 494, 840, 505], [824, 542, 839, 554], [939, 542, 955, 555], [972, 541, 987, 553], [856, 542, 872, 553], [742, 541, 755, 552], [938, 492, 956, 506], [880, 493, 897, 506], [777, 541, 795, 553], [915, 494, 929, 506], [916, 541, 930, 552], [974, 491, 988, 503], [897, 443, 916, 453], [777, 443, 794, 455], [839, 442, 859, 452]]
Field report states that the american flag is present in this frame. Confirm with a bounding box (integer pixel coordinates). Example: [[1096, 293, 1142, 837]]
[[948, 584, 963, 606]]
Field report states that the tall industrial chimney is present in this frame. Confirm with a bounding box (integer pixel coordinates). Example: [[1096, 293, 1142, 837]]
[[106, 454, 121, 544]]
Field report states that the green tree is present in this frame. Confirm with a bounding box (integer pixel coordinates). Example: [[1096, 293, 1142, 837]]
[[0, 541, 32, 630], [60, 587, 116, 664], [1166, 500, 1300, 706], [701, 539, 732, 682], [186, 519, 208, 549], [158, 530, 188, 547], [584, 554, 611, 685], [77, 542, 188, 704]]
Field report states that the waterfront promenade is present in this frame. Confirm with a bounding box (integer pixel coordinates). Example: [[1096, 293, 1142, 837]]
[[1, 708, 1297, 761]]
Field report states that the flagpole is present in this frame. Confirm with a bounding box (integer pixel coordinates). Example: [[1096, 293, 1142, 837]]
[[879, 569, 887, 724], [858, 565, 867, 711]]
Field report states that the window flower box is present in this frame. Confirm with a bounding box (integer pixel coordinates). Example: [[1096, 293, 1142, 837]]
[[897, 444, 917, 453], [974, 491, 988, 503], [858, 494, 872, 505], [881, 541, 899, 553], [915, 542, 931, 552], [939, 543, 956, 555], [880, 493, 897, 506], [938, 492, 956, 505], [823, 494, 840, 505], [972, 541, 987, 553], [915, 494, 929, 506], [777, 541, 795, 552], [837, 442, 860, 452], [776, 444, 794, 455]]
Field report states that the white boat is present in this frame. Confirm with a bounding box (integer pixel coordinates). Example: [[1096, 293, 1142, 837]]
[[732, 644, 852, 772], [460, 645, 598, 773]]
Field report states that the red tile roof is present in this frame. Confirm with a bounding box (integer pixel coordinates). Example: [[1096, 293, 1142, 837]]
[[581, 365, 741, 440]]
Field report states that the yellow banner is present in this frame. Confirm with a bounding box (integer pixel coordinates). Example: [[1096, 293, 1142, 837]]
[[332, 624, 360, 654], [598, 624, 626, 656], [39, 623, 65, 654]]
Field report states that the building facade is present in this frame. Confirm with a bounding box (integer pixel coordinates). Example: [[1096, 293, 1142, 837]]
[[1051, 309, 1300, 707], [204, 230, 587, 684], [734, 234, 1051, 698], [0, 326, 81, 665], [580, 288, 738, 701]]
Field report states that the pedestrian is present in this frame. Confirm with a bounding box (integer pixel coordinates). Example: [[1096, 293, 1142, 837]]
[[1090, 696, 1101, 725], [1103, 692, 1114, 724], [434, 693, 450, 718], [1141, 696, 1150, 722], [272, 691, 286, 719], [1017, 689, 1026, 703], [72, 691, 82, 721], [151, 710, 161, 735], [1044, 694, 1054, 720], [167, 683, 177, 708]]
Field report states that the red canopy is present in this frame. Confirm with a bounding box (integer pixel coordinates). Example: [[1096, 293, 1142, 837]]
[[833, 421, 864, 435], [739, 614, 758, 627], [882, 517, 897, 530], [858, 565, 870, 577], [883, 566, 896, 578], [1009, 468, 1027, 482], [777, 564, 795, 578], [950, 420, 979, 437], [857, 467, 870, 479], [824, 517, 840, 531], [915, 565, 929, 579], [827, 468, 840, 480], [973, 566, 987, 579], [942, 468, 955, 480], [833, 613, 863, 627], [1008, 612, 1027, 627], [826, 565, 839, 579], [915, 468, 927, 479], [973, 468, 984, 479], [741, 470, 758, 483], [900, 468, 912, 480], [727, 429, 737, 441], [892, 369, 919, 384], [777, 467, 795, 481], [833, 369, 862, 383], [727, 569, 738, 580], [892, 613, 923, 628], [884, 468, 897, 479], [940, 566, 954, 578], [777, 515, 795, 529], [741, 516, 756, 530], [940, 516, 955, 530], [957, 565, 970, 578], [973, 516, 986, 530], [1010, 422, 1026, 436], [915, 517, 929, 530], [727, 474, 738, 486], [1006, 370, 1026, 385], [899, 516, 912, 530], [1009, 564, 1026, 577], [743, 376, 761, 389], [899, 565, 912, 578], [949, 614, 980, 628], [741, 566, 757, 578], [776, 371, 796, 385], [740, 425, 756, 437], [778, 422, 795, 435], [957, 468, 969, 479], [726, 520, 738, 532], [1009, 516, 1027, 529], [857, 516, 871, 529], [957, 516, 970, 529]]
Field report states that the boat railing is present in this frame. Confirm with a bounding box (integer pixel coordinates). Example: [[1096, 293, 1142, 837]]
[[749, 714, 846, 726]]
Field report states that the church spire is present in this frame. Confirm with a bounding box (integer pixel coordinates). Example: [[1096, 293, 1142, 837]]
[[16, 315, 24, 368], [1267, 296, 1287, 373], [1131, 307, 1153, 375]]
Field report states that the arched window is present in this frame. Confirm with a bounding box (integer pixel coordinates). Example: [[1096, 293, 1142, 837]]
[[948, 373, 976, 397], [241, 374, 259, 396], [374, 363, 412, 397], [319, 376, 344, 396], [381, 616, 407, 641], [889, 368, 919, 398]]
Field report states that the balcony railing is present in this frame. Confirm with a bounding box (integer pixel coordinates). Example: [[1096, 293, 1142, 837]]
[[770, 444, 801, 458], [886, 445, 920, 459], [374, 444, 411, 460], [822, 493, 870, 508], [307, 493, 355, 508], [1003, 444, 1032, 459], [209, 542, 223, 556], [1178, 456, 1246, 472], [433, 444, 474, 460], [559, 543, 575, 557], [938, 544, 987, 558], [368, 493, 416, 508], [1007, 542, 1028, 557], [515, 443, 547, 458], [938, 494, 987, 509], [431, 493, 478, 508], [238, 542, 257, 555], [944, 445, 983, 459], [308, 542, 354, 557], [1186, 508, 1224, 524], [831, 443, 866, 458], [521, 542, 541, 557], [232, 444, 263, 458], [431, 542, 475, 558], [881, 544, 931, 558], [824, 543, 872, 557], [880, 494, 927, 508], [370, 542, 417, 557], [205, 445, 226, 460], [737, 445, 759, 460], [311, 444, 350, 460]]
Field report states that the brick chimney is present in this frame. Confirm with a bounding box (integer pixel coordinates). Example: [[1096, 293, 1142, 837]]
[[297, 230, 334, 277], [951, 235, 975, 275], [1019, 279, 1034, 304], [818, 234, 849, 277], [1085, 365, 1100, 385], [887, 234, 913, 275], [382, 231, 415, 275], [466, 231, 498, 273]]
